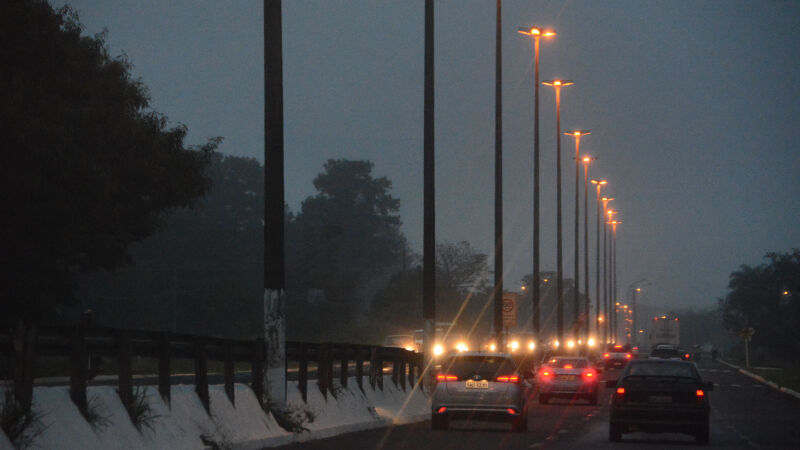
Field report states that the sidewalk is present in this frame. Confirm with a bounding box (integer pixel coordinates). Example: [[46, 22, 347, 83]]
[[718, 358, 800, 401]]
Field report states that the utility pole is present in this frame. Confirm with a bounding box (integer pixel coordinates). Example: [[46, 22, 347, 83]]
[[493, 0, 504, 348], [422, 0, 436, 392], [263, 0, 286, 410]]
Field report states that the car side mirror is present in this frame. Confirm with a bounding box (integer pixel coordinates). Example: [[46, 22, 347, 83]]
[[705, 381, 714, 391], [606, 380, 617, 388]]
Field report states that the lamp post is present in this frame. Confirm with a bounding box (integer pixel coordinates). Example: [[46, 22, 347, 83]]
[[606, 209, 618, 340], [564, 130, 590, 338], [581, 156, 595, 340], [543, 79, 573, 346], [591, 179, 606, 338], [601, 197, 614, 342], [609, 218, 621, 342], [518, 26, 555, 344]]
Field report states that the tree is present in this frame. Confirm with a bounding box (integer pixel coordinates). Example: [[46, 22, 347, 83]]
[[286, 159, 406, 341], [0, 1, 214, 329], [718, 249, 800, 363]]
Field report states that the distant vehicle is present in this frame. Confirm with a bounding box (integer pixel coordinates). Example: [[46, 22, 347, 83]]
[[648, 346, 683, 360], [431, 352, 531, 432], [537, 356, 599, 405], [382, 334, 416, 352], [412, 323, 472, 358], [648, 315, 680, 348], [603, 344, 633, 369], [608, 359, 713, 444]]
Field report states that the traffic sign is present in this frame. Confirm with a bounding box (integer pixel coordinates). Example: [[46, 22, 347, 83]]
[[502, 293, 517, 328]]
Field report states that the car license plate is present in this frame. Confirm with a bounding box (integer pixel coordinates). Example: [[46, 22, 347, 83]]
[[465, 379, 489, 389], [648, 395, 672, 403], [560, 375, 577, 381]]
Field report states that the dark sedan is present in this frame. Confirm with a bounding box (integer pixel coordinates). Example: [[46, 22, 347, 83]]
[[608, 359, 713, 444]]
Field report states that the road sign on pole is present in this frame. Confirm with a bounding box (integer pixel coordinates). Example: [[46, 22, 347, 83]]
[[502, 293, 517, 328]]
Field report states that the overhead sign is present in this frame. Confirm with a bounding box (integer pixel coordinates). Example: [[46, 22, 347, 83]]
[[502, 293, 517, 328]]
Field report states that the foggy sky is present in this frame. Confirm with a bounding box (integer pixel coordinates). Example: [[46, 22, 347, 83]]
[[62, 0, 800, 311]]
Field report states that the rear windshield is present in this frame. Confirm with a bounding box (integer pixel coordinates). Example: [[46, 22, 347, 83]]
[[549, 358, 588, 368], [443, 356, 516, 379], [651, 348, 680, 357], [626, 362, 697, 378]]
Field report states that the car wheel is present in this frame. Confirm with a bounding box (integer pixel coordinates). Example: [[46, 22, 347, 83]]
[[695, 422, 709, 444], [588, 393, 598, 405], [609, 422, 622, 442], [431, 414, 448, 431], [511, 413, 528, 432], [539, 394, 549, 405]]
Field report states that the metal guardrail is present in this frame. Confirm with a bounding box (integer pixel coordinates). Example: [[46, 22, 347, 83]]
[[1, 325, 422, 414]]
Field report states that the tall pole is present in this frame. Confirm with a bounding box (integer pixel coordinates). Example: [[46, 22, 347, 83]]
[[519, 27, 554, 344], [612, 222, 619, 342], [565, 131, 589, 337], [422, 0, 436, 391], [493, 0, 504, 347], [582, 159, 591, 340], [264, 0, 286, 410], [602, 216, 608, 343], [591, 180, 605, 339]]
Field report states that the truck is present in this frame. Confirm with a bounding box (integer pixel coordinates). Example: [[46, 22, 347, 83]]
[[648, 315, 680, 349]]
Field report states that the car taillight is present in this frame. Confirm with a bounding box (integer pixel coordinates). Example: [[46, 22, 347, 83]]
[[603, 353, 610, 359], [684, 353, 691, 359], [564, 364, 573, 369], [696, 389, 705, 398], [625, 353, 632, 359], [437, 406, 447, 413], [496, 375, 520, 383], [436, 374, 458, 381], [540, 370, 552, 378], [583, 370, 596, 380], [506, 408, 517, 415], [615, 387, 625, 397]]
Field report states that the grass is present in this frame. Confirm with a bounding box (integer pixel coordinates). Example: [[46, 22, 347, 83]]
[[749, 366, 800, 393]]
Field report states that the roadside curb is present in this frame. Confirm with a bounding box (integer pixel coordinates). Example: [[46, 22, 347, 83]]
[[718, 359, 800, 401]]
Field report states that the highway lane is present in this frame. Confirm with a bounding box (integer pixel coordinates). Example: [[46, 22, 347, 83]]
[[273, 358, 800, 449]]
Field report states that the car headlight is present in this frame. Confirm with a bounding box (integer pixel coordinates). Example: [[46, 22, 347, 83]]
[[433, 344, 444, 356], [528, 341, 535, 351], [509, 340, 520, 351], [455, 342, 469, 352], [489, 343, 497, 351]]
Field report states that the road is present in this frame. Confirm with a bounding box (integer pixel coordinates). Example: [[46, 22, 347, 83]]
[[274, 358, 800, 449]]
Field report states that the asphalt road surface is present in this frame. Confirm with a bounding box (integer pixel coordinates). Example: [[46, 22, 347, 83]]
[[274, 358, 800, 449]]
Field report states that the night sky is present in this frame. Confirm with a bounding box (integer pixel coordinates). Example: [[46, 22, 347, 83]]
[[62, 0, 799, 311]]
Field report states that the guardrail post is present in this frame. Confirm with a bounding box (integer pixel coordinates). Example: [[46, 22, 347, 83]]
[[400, 358, 407, 391], [355, 347, 364, 391], [318, 343, 331, 398], [195, 339, 210, 414], [376, 350, 384, 391], [224, 340, 235, 406], [369, 347, 377, 390], [407, 355, 416, 388], [117, 329, 133, 409], [339, 345, 348, 389], [251, 338, 265, 407], [69, 323, 87, 414], [391, 351, 400, 387], [298, 342, 308, 402], [158, 333, 171, 403]]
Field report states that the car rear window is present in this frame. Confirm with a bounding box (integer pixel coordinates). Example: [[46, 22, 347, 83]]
[[549, 358, 588, 368], [651, 348, 680, 358], [627, 361, 697, 378], [443, 356, 516, 379]]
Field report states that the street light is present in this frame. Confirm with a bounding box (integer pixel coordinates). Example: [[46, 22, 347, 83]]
[[518, 26, 555, 344], [591, 179, 606, 339], [564, 131, 590, 338], [601, 196, 614, 341], [543, 79, 574, 345], [608, 219, 621, 341], [580, 155, 595, 340]]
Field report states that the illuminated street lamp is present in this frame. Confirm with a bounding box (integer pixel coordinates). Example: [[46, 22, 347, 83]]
[[581, 156, 595, 340], [543, 79, 574, 345], [564, 131, 590, 338], [608, 219, 621, 341], [591, 179, 606, 339], [518, 26, 555, 343], [601, 197, 614, 341]]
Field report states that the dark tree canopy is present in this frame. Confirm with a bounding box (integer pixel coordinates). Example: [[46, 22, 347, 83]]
[[1, 1, 214, 327]]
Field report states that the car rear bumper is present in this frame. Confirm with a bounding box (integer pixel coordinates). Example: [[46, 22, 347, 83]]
[[432, 405, 523, 422], [539, 382, 597, 395], [611, 405, 708, 427]]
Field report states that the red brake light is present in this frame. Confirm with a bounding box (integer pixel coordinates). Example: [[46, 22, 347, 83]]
[[696, 389, 705, 398], [583, 370, 595, 378], [603, 353, 610, 359], [541, 370, 551, 377], [496, 375, 520, 383], [436, 374, 458, 381], [564, 364, 573, 369], [685, 353, 691, 359], [616, 387, 625, 395], [437, 406, 447, 413], [625, 353, 632, 359], [506, 408, 517, 415]]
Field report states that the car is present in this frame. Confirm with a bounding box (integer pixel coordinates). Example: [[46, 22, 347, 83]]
[[608, 359, 714, 444], [431, 352, 531, 432], [648, 346, 683, 360], [382, 334, 416, 352], [537, 356, 599, 405], [603, 344, 633, 369]]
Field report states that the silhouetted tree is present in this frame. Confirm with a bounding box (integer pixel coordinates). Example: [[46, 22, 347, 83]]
[[1, 1, 214, 330]]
